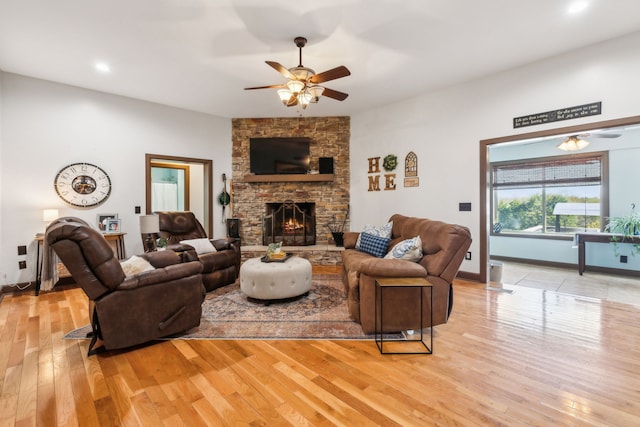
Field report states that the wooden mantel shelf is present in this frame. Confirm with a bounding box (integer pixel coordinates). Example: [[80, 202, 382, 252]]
[[244, 174, 334, 183]]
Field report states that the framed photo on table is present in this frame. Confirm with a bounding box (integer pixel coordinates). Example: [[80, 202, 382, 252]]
[[97, 213, 118, 231], [105, 219, 121, 233]]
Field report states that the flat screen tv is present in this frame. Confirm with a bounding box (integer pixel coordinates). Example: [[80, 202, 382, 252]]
[[249, 137, 311, 175]]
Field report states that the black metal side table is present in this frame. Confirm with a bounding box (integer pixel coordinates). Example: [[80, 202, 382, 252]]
[[375, 277, 433, 355]]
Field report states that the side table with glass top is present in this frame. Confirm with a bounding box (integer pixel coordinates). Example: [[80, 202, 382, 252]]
[[375, 277, 433, 355]]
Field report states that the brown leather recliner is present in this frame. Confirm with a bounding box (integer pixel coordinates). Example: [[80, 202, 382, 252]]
[[46, 217, 205, 355], [341, 214, 472, 334], [156, 211, 241, 292]]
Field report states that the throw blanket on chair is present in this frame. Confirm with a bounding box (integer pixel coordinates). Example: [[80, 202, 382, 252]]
[[40, 237, 59, 292]]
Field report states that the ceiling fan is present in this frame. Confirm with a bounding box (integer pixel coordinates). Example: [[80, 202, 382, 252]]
[[244, 37, 350, 109], [557, 132, 621, 151]]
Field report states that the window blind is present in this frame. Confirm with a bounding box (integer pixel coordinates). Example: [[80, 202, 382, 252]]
[[492, 155, 601, 189]]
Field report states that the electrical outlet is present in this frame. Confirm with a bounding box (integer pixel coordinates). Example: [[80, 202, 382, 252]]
[[17, 245, 27, 255], [459, 202, 472, 212], [135, 206, 141, 214], [19, 261, 27, 269], [620, 255, 628, 263], [465, 251, 472, 260]]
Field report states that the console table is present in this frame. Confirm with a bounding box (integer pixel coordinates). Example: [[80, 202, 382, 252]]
[[576, 232, 640, 275], [35, 232, 127, 295]]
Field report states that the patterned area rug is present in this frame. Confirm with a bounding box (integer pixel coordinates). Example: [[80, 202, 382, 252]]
[[64, 274, 399, 340]]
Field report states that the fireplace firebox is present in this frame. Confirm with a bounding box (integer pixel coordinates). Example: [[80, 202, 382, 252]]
[[263, 200, 315, 246]]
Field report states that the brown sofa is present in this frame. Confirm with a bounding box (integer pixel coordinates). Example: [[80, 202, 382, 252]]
[[341, 214, 472, 334], [156, 211, 241, 292], [46, 217, 205, 355]]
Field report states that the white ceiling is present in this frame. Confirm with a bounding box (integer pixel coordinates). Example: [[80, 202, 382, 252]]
[[2, 0, 640, 119]]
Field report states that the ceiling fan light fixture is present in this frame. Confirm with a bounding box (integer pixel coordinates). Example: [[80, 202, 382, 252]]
[[299, 90, 313, 106], [307, 86, 325, 103], [286, 79, 305, 95], [277, 88, 292, 105], [558, 135, 590, 151]]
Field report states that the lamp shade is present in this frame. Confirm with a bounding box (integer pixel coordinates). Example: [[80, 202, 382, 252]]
[[557, 136, 589, 151], [43, 209, 59, 222], [307, 85, 325, 103], [139, 215, 159, 234], [286, 79, 305, 95]]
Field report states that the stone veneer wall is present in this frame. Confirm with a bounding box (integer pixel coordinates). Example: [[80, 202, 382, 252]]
[[231, 116, 350, 248]]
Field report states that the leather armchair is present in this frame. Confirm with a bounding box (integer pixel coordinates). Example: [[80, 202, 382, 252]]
[[46, 217, 205, 355], [156, 211, 241, 292]]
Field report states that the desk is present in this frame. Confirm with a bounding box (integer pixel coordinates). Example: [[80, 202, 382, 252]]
[[576, 232, 640, 275], [375, 277, 433, 355], [35, 232, 127, 295]]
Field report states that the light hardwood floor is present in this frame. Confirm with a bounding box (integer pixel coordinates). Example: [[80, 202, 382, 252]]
[[1, 265, 639, 426]]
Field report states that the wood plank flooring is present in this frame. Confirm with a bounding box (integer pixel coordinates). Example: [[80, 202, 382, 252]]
[[1, 267, 639, 426]]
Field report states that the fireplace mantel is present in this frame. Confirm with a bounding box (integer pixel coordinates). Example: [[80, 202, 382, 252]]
[[244, 174, 333, 183]]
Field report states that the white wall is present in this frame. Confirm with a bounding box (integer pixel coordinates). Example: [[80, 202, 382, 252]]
[[0, 73, 231, 286], [350, 31, 640, 276]]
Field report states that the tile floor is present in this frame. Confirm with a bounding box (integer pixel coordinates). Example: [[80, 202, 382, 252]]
[[492, 261, 640, 306]]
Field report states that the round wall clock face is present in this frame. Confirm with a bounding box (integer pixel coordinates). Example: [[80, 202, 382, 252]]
[[54, 162, 112, 208]]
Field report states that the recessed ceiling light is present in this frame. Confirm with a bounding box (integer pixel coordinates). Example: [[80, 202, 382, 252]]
[[567, 1, 588, 14], [94, 62, 111, 73]]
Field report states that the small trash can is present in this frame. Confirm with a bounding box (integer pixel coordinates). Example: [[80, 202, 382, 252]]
[[489, 260, 503, 284]]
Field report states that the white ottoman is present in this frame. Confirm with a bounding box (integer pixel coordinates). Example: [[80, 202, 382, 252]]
[[240, 256, 312, 300]]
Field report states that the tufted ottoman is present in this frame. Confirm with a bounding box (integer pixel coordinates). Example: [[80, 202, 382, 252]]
[[240, 256, 312, 300]]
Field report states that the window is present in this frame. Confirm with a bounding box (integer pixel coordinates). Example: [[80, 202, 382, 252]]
[[491, 153, 607, 237]]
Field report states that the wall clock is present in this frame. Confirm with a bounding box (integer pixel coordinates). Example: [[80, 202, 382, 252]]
[[54, 162, 112, 208]]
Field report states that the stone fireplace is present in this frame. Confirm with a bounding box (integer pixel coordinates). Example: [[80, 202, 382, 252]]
[[231, 116, 350, 257], [263, 201, 315, 246]]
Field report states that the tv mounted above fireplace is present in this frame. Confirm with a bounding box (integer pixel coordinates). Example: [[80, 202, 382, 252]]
[[249, 137, 311, 175]]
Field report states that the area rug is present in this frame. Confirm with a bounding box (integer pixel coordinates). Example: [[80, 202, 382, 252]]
[[64, 274, 401, 340]]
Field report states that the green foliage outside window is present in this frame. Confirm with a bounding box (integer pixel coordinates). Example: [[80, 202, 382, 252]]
[[496, 193, 600, 233]]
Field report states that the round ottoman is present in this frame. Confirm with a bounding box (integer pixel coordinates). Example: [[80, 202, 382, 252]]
[[240, 256, 312, 300]]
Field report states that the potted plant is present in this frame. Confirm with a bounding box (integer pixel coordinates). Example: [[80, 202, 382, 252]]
[[605, 208, 640, 255], [156, 237, 169, 251]]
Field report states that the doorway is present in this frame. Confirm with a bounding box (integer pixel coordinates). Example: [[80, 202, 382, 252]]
[[479, 115, 640, 283], [150, 161, 190, 212], [145, 154, 213, 237]]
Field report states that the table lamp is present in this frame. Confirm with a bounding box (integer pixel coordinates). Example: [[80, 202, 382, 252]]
[[139, 214, 159, 252], [43, 209, 59, 225]]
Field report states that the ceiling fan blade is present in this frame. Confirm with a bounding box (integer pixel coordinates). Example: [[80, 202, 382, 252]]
[[322, 88, 349, 101], [579, 132, 621, 139], [286, 94, 298, 107], [266, 61, 296, 80], [244, 84, 286, 90], [309, 66, 351, 84]]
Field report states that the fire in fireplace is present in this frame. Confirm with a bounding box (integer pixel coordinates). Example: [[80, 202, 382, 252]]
[[263, 200, 316, 246]]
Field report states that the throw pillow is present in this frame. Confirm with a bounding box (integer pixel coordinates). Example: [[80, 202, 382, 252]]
[[384, 235, 423, 262], [356, 221, 393, 249], [121, 255, 155, 277], [180, 238, 217, 255], [357, 232, 391, 258]]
